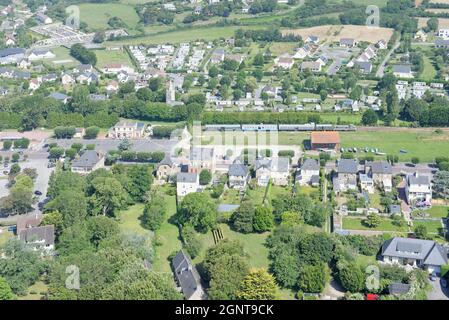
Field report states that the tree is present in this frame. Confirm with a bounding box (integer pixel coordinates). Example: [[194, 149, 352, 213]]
[[9, 163, 20, 176], [178, 193, 217, 232], [297, 263, 328, 293], [337, 261, 364, 292], [253, 53, 264, 66], [118, 139, 133, 152], [89, 177, 129, 217], [124, 165, 153, 202], [427, 17, 438, 32], [84, 126, 99, 139], [49, 147, 64, 159], [70, 44, 97, 65], [253, 206, 274, 232], [433, 171, 449, 200], [411, 157, 420, 165], [199, 169, 212, 186], [414, 224, 428, 239], [45, 190, 88, 228], [0, 277, 15, 300], [2, 140, 12, 150], [231, 201, 255, 233], [364, 213, 381, 228], [142, 193, 167, 231], [41, 211, 64, 236], [361, 109, 378, 126], [236, 269, 278, 300]]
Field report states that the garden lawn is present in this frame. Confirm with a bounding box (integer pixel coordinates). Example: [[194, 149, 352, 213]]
[[20, 281, 48, 300], [342, 216, 408, 232], [220, 188, 242, 205], [421, 54, 437, 81], [119, 203, 152, 237], [413, 220, 443, 234], [194, 223, 270, 269], [0, 229, 13, 246], [152, 186, 183, 273], [426, 206, 449, 218], [78, 3, 140, 31], [94, 49, 134, 69]]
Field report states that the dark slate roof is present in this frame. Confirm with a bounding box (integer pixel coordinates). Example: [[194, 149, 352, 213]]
[[190, 147, 214, 161], [393, 64, 412, 74], [71, 150, 101, 169], [301, 158, 320, 171], [388, 283, 411, 295], [0, 47, 25, 57], [271, 157, 290, 173], [354, 60, 372, 73], [389, 204, 401, 214], [177, 172, 198, 183], [340, 38, 355, 45], [381, 237, 448, 266], [228, 162, 248, 177], [49, 92, 68, 101], [337, 159, 358, 174], [408, 173, 430, 186], [369, 161, 393, 174], [158, 153, 174, 167], [19, 225, 55, 246], [172, 251, 202, 299]]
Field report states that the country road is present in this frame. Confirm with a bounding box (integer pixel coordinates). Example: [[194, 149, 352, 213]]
[[376, 35, 401, 78]]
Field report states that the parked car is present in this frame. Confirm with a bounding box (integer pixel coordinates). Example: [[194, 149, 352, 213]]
[[429, 274, 437, 281], [34, 190, 42, 196]]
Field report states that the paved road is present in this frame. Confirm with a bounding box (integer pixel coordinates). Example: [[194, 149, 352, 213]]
[[428, 278, 449, 300], [376, 35, 401, 78]]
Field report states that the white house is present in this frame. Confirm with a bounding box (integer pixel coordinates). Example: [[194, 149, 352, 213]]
[[28, 49, 55, 61], [334, 159, 358, 193], [365, 161, 393, 192], [71, 150, 105, 175], [228, 161, 249, 190], [297, 158, 320, 186], [176, 172, 199, 197], [438, 28, 449, 39], [405, 172, 432, 206], [275, 56, 294, 70], [255, 157, 290, 186], [381, 237, 448, 275]]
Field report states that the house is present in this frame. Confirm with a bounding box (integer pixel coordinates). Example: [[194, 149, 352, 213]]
[[176, 172, 199, 197], [156, 153, 179, 182], [381, 237, 448, 275], [28, 49, 55, 61], [18, 225, 55, 252], [17, 57, 30, 69], [61, 73, 75, 86], [190, 147, 216, 173], [42, 73, 58, 82], [405, 172, 432, 206], [5, 34, 15, 46], [74, 128, 85, 139], [365, 161, 393, 192], [29, 78, 41, 91], [108, 121, 146, 139], [297, 158, 320, 186], [305, 35, 319, 44], [89, 93, 107, 101], [354, 60, 372, 74], [35, 13, 53, 24], [340, 38, 356, 48], [0, 47, 25, 65], [255, 157, 290, 186], [73, 64, 93, 74], [71, 150, 105, 175], [228, 160, 249, 190], [293, 45, 312, 59], [172, 251, 205, 300], [389, 204, 402, 216], [310, 131, 341, 151], [359, 173, 374, 194], [16, 213, 43, 235], [334, 159, 358, 193], [438, 28, 449, 39], [210, 49, 225, 64], [393, 64, 413, 78], [301, 61, 322, 72], [48, 92, 69, 104], [376, 39, 387, 49], [275, 56, 294, 70]]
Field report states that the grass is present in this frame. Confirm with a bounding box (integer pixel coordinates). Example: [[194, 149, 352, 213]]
[[194, 223, 270, 269], [0, 229, 13, 246], [78, 3, 140, 31], [421, 54, 437, 81], [94, 49, 134, 69], [355, 254, 377, 268], [109, 26, 266, 45], [220, 188, 242, 205], [413, 206, 449, 219], [48, 46, 79, 68], [413, 220, 443, 234], [119, 203, 152, 237], [246, 185, 268, 205], [340, 130, 449, 162], [20, 281, 48, 300], [342, 216, 408, 232], [152, 185, 182, 273]]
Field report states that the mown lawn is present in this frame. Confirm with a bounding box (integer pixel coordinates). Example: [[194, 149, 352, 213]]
[[94, 49, 134, 69], [119, 203, 152, 237], [420, 54, 437, 81], [342, 216, 408, 232], [78, 3, 140, 31], [426, 206, 449, 218], [20, 281, 48, 300], [413, 220, 443, 234]]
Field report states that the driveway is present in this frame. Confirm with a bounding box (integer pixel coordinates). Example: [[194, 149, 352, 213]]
[[428, 278, 449, 300]]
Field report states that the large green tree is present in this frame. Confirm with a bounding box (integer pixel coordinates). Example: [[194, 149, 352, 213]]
[[178, 193, 217, 232]]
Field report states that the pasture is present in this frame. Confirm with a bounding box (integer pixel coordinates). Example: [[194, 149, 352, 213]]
[[78, 3, 140, 31]]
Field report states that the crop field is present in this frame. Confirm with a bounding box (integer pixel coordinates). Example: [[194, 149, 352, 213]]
[[418, 17, 449, 29], [281, 25, 394, 44], [78, 3, 140, 30]]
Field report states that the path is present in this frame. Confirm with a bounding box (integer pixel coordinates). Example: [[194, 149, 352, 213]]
[[376, 34, 401, 78]]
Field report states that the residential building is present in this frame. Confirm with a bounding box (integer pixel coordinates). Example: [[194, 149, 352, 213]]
[[438, 28, 449, 39], [156, 153, 179, 182], [334, 159, 358, 193], [435, 39, 449, 49], [275, 56, 294, 70], [297, 158, 320, 186], [393, 64, 413, 78], [228, 160, 249, 190], [305, 35, 319, 44], [0, 47, 25, 65], [359, 173, 374, 194], [48, 92, 69, 104], [301, 61, 322, 72], [381, 237, 448, 275], [340, 38, 356, 48], [210, 49, 225, 64], [190, 147, 216, 173], [71, 150, 105, 175], [354, 60, 372, 74], [176, 172, 199, 197], [108, 121, 146, 139], [28, 49, 55, 61], [310, 131, 341, 151], [405, 172, 432, 206], [172, 251, 205, 300], [255, 157, 290, 186], [35, 13, 53, 24], [365, 161, 393, 192], [18, 224, 55, 252]]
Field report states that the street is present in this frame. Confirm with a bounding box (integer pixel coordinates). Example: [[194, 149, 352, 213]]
[[428, 278, 449, 300]]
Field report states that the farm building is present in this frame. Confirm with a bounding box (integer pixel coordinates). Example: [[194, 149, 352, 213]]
[[310, 131, 341, 150]]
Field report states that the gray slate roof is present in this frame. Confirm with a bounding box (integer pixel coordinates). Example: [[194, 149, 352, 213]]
[[393, 64, 412, 74], [0, 47, 25, 57], [49, 92, 68, 101], [408, 173, 430, 186], [381, 237, 448, 266], [337, 159, 358, 174], [301, 158, 319, 171], [368, 161, 393, 174], [255, 157, 290, 173], [172, 251, 202, 299], [71, 150, 101, 169], [19, 225, 55, 246], [229, 162, 248, 177], [177, 172, 198, 183], [388, 283, 411, 295]]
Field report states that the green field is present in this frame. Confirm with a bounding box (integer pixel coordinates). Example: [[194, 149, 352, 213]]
[[109, 26, 266, 45], [94, 49, 134, 69], [340, 130, 449, 162], [49, 46, 79, 68], [119, 203, 153, 237], [78, 3, 140, 31], [413, 206, 449, 219], [342, 216, 408, 232], [421, 54, 437, 81]]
